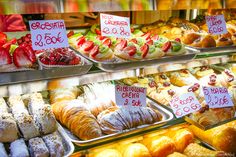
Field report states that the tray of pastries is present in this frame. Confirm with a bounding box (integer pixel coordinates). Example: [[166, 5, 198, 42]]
[[49, 82, 174, 146], [71, 123, 235, 157], [0, 93, 74, 157], [121, 64, 236, 130], [68, 25, 196, 72]]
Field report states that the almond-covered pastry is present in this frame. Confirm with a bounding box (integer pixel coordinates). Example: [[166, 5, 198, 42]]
[[29, 137, 49, 157], [0, 113, 18, 142], [16, 113, 40, 139], [0, 143, 8, 157], [0, 98, 8, 114], [52, 100, 102, 140], [42, 132, 64, 157], [28, 93, 45, 114], [97, 106, 162, 134], [10, 139, 29, 157]]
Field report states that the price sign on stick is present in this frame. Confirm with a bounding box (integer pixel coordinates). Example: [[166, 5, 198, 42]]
[[206, 15, 227, 35], [100, 13, 131, 38], [115, 85, 146, 107], [169, 92, 201, 118], [29, 20, 69, 50], [202, 86, 234, 108]]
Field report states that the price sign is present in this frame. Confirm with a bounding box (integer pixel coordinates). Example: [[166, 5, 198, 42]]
[[100, 13, 131, 38], [169, 92, 201, 118], [202, 86, 234, 108], [206, 15, 227, 35], [115, 85, 146, 107], [29, 20, 69, 50]]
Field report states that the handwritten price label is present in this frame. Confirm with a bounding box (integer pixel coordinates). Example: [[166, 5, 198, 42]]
[[29, 20, 69, 50], [206, 15, 227, 35], [100, 13, 131, 38], [115, 85, 146, 107], [203, 86, 234, 108], [169, 92, 201, 118]]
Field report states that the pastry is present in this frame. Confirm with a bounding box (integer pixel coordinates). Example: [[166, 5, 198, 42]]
[[183, 143, 227, 157], [167, 152, 188, 157], [27, 93, 46, 114], [122, 143, 151, 157], [0, 113, 18, 142], [50, 87, 78, 104], [8, 96, 29, 117], [199, 73, 221, 87], [161, 40, 186, 56], [52, 100, 102, 140], [94, 149, 122, 157], [10, 139, 29, 157], [42, 132, 64, 157], [182, 33, 216, 48], [218, 69, 236, 87], [29, 137, 49, 157], [0, 98, 8, 113], [0, 143, 8, 157], [189, 66, 215, 79], [97, 106, 162, 134], [215, 33, 234, 47]]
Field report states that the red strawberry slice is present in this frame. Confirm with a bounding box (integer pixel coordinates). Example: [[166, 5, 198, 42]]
[[13, 47, 33, 68], [81, 41, 94, 51], [151, 34, 159, 41], [175, 38, 181, 42], [146, 39, 153, 45], [96, 35, 106, 40], [95, 29, 101, 35], [22, 45, 36, 63], [69, 56, 81, 65], [115, 39, 127, 50], [162, 41, 171, 52], [0, 47, 12, 66], [141, 33, 151, 40], [124, 46, 137, 56], [0, 32, 7, 47], [76, 36, 86, 46], [130, 38, 137, 44], [102, 38, 111, 47], [90, 45, 99, 58], [131, 28, 135, 33], [67, 30, 74, 38], [2, 38, 17, 51], [141, 44, 149, 58]]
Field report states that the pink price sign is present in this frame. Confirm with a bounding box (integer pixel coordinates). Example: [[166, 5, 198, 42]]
[[202, 86, 234, 108], [205, 15, 227, 35], [169, 92, 201, 118], [100, 13, 131, 38], [115, 85, 146, 107], [29, 20, 69, 50]]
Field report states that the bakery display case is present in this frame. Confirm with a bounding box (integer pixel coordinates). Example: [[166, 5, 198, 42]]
[[1, 0, 236, 157]]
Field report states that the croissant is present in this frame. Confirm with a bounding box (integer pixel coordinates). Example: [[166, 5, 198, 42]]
[[97, 106, 162, 134], [52, 100, 102, 140]]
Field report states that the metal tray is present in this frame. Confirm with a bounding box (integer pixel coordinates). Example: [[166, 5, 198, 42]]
[[70, 46, 196, 72], [186, 45, 236, 54], [60, 98, 174, 146]]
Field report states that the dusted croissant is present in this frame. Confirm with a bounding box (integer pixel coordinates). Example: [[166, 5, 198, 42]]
[[52, 100, 102, 140], [97, 106, 162, 134]]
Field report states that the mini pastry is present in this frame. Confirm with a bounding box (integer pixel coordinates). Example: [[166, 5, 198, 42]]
[[0, 113, 18, 142], [0, 143, 8, 157], [42, 132, 64, 157], [10, 139, 29, 157], [29, 137, 49, 157], [161, 40, 186, 56], [218, 69, 236, 87], [27, 93, 45, 114], [94, 149, 122, 157], [199, 73, 221, 87], [216, 33, 234, 47], [182, 33, 216, 48], [122, 143, 151, 157], [89, 44, 114, 61], [189, 66, 215, 79], [167, 152, 188, 157], [0, 98, 8, 113]]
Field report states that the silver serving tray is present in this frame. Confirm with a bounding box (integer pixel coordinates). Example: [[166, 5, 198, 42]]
[[186, 45, 236, 54], [61, 98, 174, 146], [70, 46, 196, 72]]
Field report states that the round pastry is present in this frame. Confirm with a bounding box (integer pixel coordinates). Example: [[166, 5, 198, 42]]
[[94, 149, 122, 157], [167, 152, 188, 157], [172, 129, 194, 152], [122, 143, 151, 157], [182, 33, 201, 45], [189, 66, 215, 79], [201, 35, 216, 48], [218, 69, 236, 87], [216, 36, 233, 47]]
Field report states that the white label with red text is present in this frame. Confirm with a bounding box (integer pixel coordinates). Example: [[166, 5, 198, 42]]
[[115, 85, 146, 107], [169, 92, 201, 118], [29, 20, 69, 50], [100, 13, 131, 38], [205, 15, 227, 35], [202, 86, 234, 108]]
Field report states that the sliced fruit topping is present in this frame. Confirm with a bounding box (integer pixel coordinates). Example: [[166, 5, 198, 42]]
[[131, 28, 135, 33], [130, 38, 138, 44], [76, 36, 86, 46], [124, 46, 137, 56], [151, 34, 159, 41], [141, 44, 149, 58], [0, 47, 12, 65], [2, 38, 17, 51], [13, 47, 33, 68], [102, 38, 112, 47], [95, 29, 101, 35], [141, 32, 151, 40], [81, 41, 94, 51], [146, 39, 153, 45], [116, 39, 127, 50], [97, 35, 106, 40], [90, 45, 99, 58], [22, 45, 36, 63], [0, 32, 7, 46], [171, 41, 182, 52], [162, 41, 171, 52], [67, 30, 74, 38], [175, 38, 181, 42], [69, 57, 81, 65]]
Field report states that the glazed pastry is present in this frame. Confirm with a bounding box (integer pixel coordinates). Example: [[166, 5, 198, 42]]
[[216, 33, 233, 47], [183, 143, 227, 157], [97, 106, 162, 134], [29, 137, 49, 157], [0, 113, 18, 142], [16, 113, 40, 139], [182, 33, 216, 48], [50, 87, 78, 104], [189, 66, 215, 79], [42, 132, 64, 157], [94, 149, 122, 157], [167, 152, 187, 157], [0, 98, 8, 113], [218, 69, 236, 87], [10, 139, 29, 157], [0, 143, 8, 157], [52, 100, 102, 140], [122, 143, 151, 157]]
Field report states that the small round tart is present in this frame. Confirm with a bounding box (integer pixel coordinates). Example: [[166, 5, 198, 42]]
[[165, 41, 186, 56], [89, 45, 114, 61]]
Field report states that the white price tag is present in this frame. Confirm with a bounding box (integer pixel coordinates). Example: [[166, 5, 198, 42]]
[[100, 13, 131, 38], [115, 85, 146, 107], [202, 86, 234, 108], [29, 20, 69, 50], [169, 92, 201, 118], [206, 15, 227, 35]]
